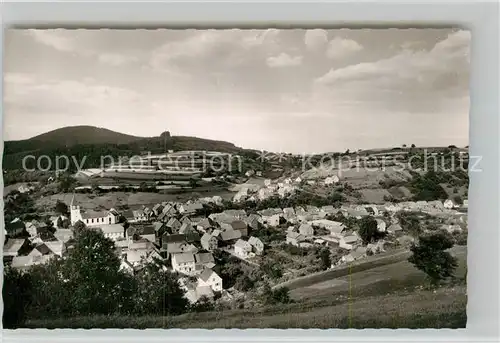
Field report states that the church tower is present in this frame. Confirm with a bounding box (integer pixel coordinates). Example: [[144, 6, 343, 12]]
[[70, 193, 82, 225]]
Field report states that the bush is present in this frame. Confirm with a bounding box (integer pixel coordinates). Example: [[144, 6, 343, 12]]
[[408, 231, 458, 286], [2, 267, 33, 328], [358, 217, 385, 244]]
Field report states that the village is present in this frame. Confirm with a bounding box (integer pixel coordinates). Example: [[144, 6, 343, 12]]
[[3, 162, 468, 307]]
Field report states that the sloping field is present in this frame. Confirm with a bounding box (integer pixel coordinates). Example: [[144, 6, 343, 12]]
[[25, 285, 466, 329]]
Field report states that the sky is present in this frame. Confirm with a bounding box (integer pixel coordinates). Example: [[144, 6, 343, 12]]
[[4, 28, 470, 153]]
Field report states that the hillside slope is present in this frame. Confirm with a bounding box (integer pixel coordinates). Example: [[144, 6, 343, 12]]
[[2, 126, 244, 171]]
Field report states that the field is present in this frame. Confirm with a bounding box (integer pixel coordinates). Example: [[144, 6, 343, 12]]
[[35, 190, 234, 211], [24, 246, 467, 329]]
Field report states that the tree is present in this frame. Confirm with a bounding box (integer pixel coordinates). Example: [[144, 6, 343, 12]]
[[55, 200, 69, 216], [2, 266, 33, 328], [56, 216, 64, 228], [133, 261, 188, 315], [408, 231, 458, 286], [319, 248, 331, 270], [60, 229, 133, 315], [411, 144, 416, 148], [72, 220, 86, 237], [357, 217, 381, 244], [402, 144, 407, 148], [189, 178, 199, 188]]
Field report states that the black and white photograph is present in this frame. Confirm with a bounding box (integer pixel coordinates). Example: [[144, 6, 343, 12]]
[[2, 28, 469, 329]]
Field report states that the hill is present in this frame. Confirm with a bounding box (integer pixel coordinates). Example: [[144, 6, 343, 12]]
[[2, 126, 244, 172]]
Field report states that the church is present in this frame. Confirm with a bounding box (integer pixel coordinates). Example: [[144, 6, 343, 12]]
[[70, 194, 119, 227]]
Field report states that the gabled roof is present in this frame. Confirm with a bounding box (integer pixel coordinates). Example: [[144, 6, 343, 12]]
[[3, 239, 27, 254], [162, 233, 187, 243], [100, 224, 125, 234], [234, 239, 252, 250], [81, 211, 109, 220], [287, 231, 305, 241], [195, 252, 215, 265], [230, 220, 247, 231], [248, 236, 263, 247], [198, 268, 218, 282], [35, 243, 52, 255], [173, 252, 195, 263], [201, 233, 216, 245], [220, 229, 242, 241]]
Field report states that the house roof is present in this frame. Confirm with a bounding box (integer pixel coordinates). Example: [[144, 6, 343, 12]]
[[220, 229, 242, 241], [166, 218, 181, 228], [132, 210, 145, 218], [197, 218, 213, 229], [173, 252, 195, 263], [195, 252, 215, 265], [248, 236, 263, 247], [134, 224, 156, 236], [342, 235, 359, 244], [81, 211, 109, 220], [153, 222, 164, 232], [162, 233, 187, 243], [179, 222, 195, 234], [299, 223, 313, 232], [35, 243, 52, 255], [3, 239, 27, 254], [201, 233, 216, 245], [388, 224, 403, 231], [231, 220, 247, 231], [198, 268, 218, 282], [99, 224, 125, 234], [234, 239, 252, 250], [287, 232, 305, 241], [122, 210, 134, 219]]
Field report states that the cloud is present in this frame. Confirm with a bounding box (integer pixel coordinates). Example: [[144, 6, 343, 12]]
[[27, 29, 139, 67], [304, 29, 328, 51], [27, 29, 76, 52], [326, 37, 363, 59], [315, 30, 470, 88], [98, 53, 138, 66], [266, 53, 303, 68], [150, 29, 282, 72]]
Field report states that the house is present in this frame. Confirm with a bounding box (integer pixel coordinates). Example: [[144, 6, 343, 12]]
[[306, 205, 320, 213], [44, 240, 64, 256], [310, 220, 346, 238], [152, 204, 164, 217], [319, 206, 336, 216], [179, 222, 197, 235], [183, 284, 215, 305], [197, 268, 223, 292], [339, 235, 359, 250], [3, 238, 31, 257], [324, 175, 339, 185], [178, 203, 203, 216], [70, 195, 118, 226], [462, 199, 469, 208], [283, 207, 296, 221], [18, 184, 34, 194], [295, 177, 302, 183], [99, 224, 125, 241], [53, 228, 73, 243], [299, 223, 314, 237], [387, 223, 403, 234], [122, 210, 135, 223], [286, 232, 306, 247], [133, 224, 156, 243], [153, 222, 167, 236], [264, 179, 272, 187], [443, 224, 463, 234], [375, 219, 387, 232], [443, 199, 457, 209], [195, 252, 216, 270], [230, 220, 248, 237], [200, 233, 218, 251], [248, 236, 264, 255], [234, 239, 253, 259], [341, 246, 367, 264], [132, 210, 148, 223], [224, 209, 247, 219], [5, 218, 26, 237], [28, 243, 54, 258], [162, 204, 178, 217], [10, 255, 52, 272], [197, 218, 214, 233], [166, 218, 182, 234], [171, 252, 196, 275], [220, 229, 242, 243]]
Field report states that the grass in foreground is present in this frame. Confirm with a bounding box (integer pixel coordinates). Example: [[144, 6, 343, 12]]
[[24, 285, 466, 329]]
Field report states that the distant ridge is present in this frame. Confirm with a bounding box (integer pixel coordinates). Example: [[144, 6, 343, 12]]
[[2, 125, 244, 170], [12, 125, 148, 147]]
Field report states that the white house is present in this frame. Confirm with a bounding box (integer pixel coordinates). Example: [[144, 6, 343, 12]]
[[197, 268, 223, 292], [299, 223, 314, 237], [264, 179, 272, 187], [339, 235, 359, 250], [70, 195, 118, 226], [286, 232, 306, 247], [234, 239, 253, 259], [443, 199, 456, 209], [295, 177, 302, 183], [324, 175, 339, 185], [375, 219, 387, 232], [99, 224, 125, 241], [200, 233, 218, 251], [387, 223, 403, 234], [248, 236, 264, 255], [171, 252, 196, 275]]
